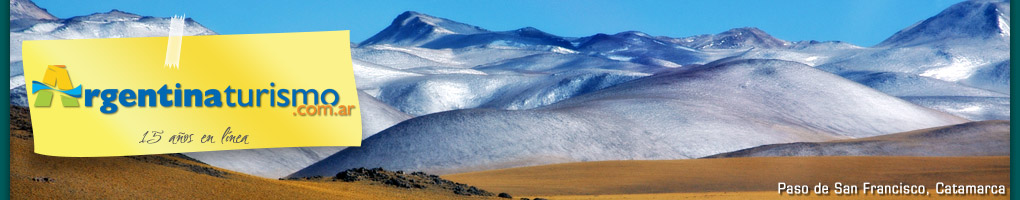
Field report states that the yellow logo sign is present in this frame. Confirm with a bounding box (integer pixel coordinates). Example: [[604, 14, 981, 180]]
[[23, 31, 362, 157]]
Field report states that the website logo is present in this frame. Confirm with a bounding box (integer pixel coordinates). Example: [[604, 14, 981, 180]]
[[32, 65, 82, 107], [22, 31, 363, 157]]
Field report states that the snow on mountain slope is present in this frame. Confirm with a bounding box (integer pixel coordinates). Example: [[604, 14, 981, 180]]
[[960, 60, 1010, 94], [353, 44, 548, 70], [375, 69, 648, 115], [725, 40, 862, 66], [706, 120, 1009, 158], [818, 39, 1009, 92], [841, 71, 1006, 97], [575, 31, 706, 65], [375, 74, 533, 115], [10, 85, 27, 107], [184, 90, 411, 178], [289, 59, 967, 177], [402, 66, 487, 75], [474, 53, 652, 73], [481, 69, 650, 110], [418, 27, 574, 50], [9, 75, 24, 90], [352, 59, 422, 91], [352, 45, 458, 69]]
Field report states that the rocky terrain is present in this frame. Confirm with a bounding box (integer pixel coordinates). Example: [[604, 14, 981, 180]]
[[289, 167, 497, 197]]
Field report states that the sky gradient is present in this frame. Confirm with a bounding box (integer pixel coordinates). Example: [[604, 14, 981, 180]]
[[33, 0, 962, 46]]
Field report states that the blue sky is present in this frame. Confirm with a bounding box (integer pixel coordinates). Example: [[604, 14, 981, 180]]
[[34, 0, 962, 46]]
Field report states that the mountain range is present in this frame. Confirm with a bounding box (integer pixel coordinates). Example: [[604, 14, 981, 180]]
[[291, 59, 967, 176]]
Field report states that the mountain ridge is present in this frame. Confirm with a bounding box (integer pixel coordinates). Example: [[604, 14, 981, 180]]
[[878, 0, 1010, 47], [361, 11, 796, 52]]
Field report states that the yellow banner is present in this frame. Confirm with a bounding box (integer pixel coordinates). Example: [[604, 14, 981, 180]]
[[22, 31, 362, 157]]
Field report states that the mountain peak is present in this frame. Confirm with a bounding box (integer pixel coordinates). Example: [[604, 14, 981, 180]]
[[508, 26, 570, 43], [392, 11, 440, 27], [105, 9, 136, 16], [399, 10, 423, 16], [616, 31, 651, 37], [10, 0, 57, 21], [878, 0, 1010, 47], [681, 27, 790, 49], [514, 26, 543, 33], [575, 31, 661, 50], [721, 27, 765, 35], [65, 9, 143, 23], [361, 11, 489, 46]]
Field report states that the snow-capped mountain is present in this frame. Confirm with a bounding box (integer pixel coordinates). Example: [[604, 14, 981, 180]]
[[878, 0, 1010, 47], [824, 0, 1010, 82], [360, 11, 489, 47], [808, 0, 1010, 120], [9, 0, 56, 30], [358, 12, 794, 67], [290, 59, 967, 177], [9, 0, 55, 21], [362, 11, 574, 50]]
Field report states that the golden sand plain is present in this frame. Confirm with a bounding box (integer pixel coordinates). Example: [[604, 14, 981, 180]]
[[445, 156, 1009, 199]]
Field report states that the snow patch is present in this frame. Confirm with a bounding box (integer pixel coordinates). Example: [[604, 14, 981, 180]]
[[919, 57, 984, 82]]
